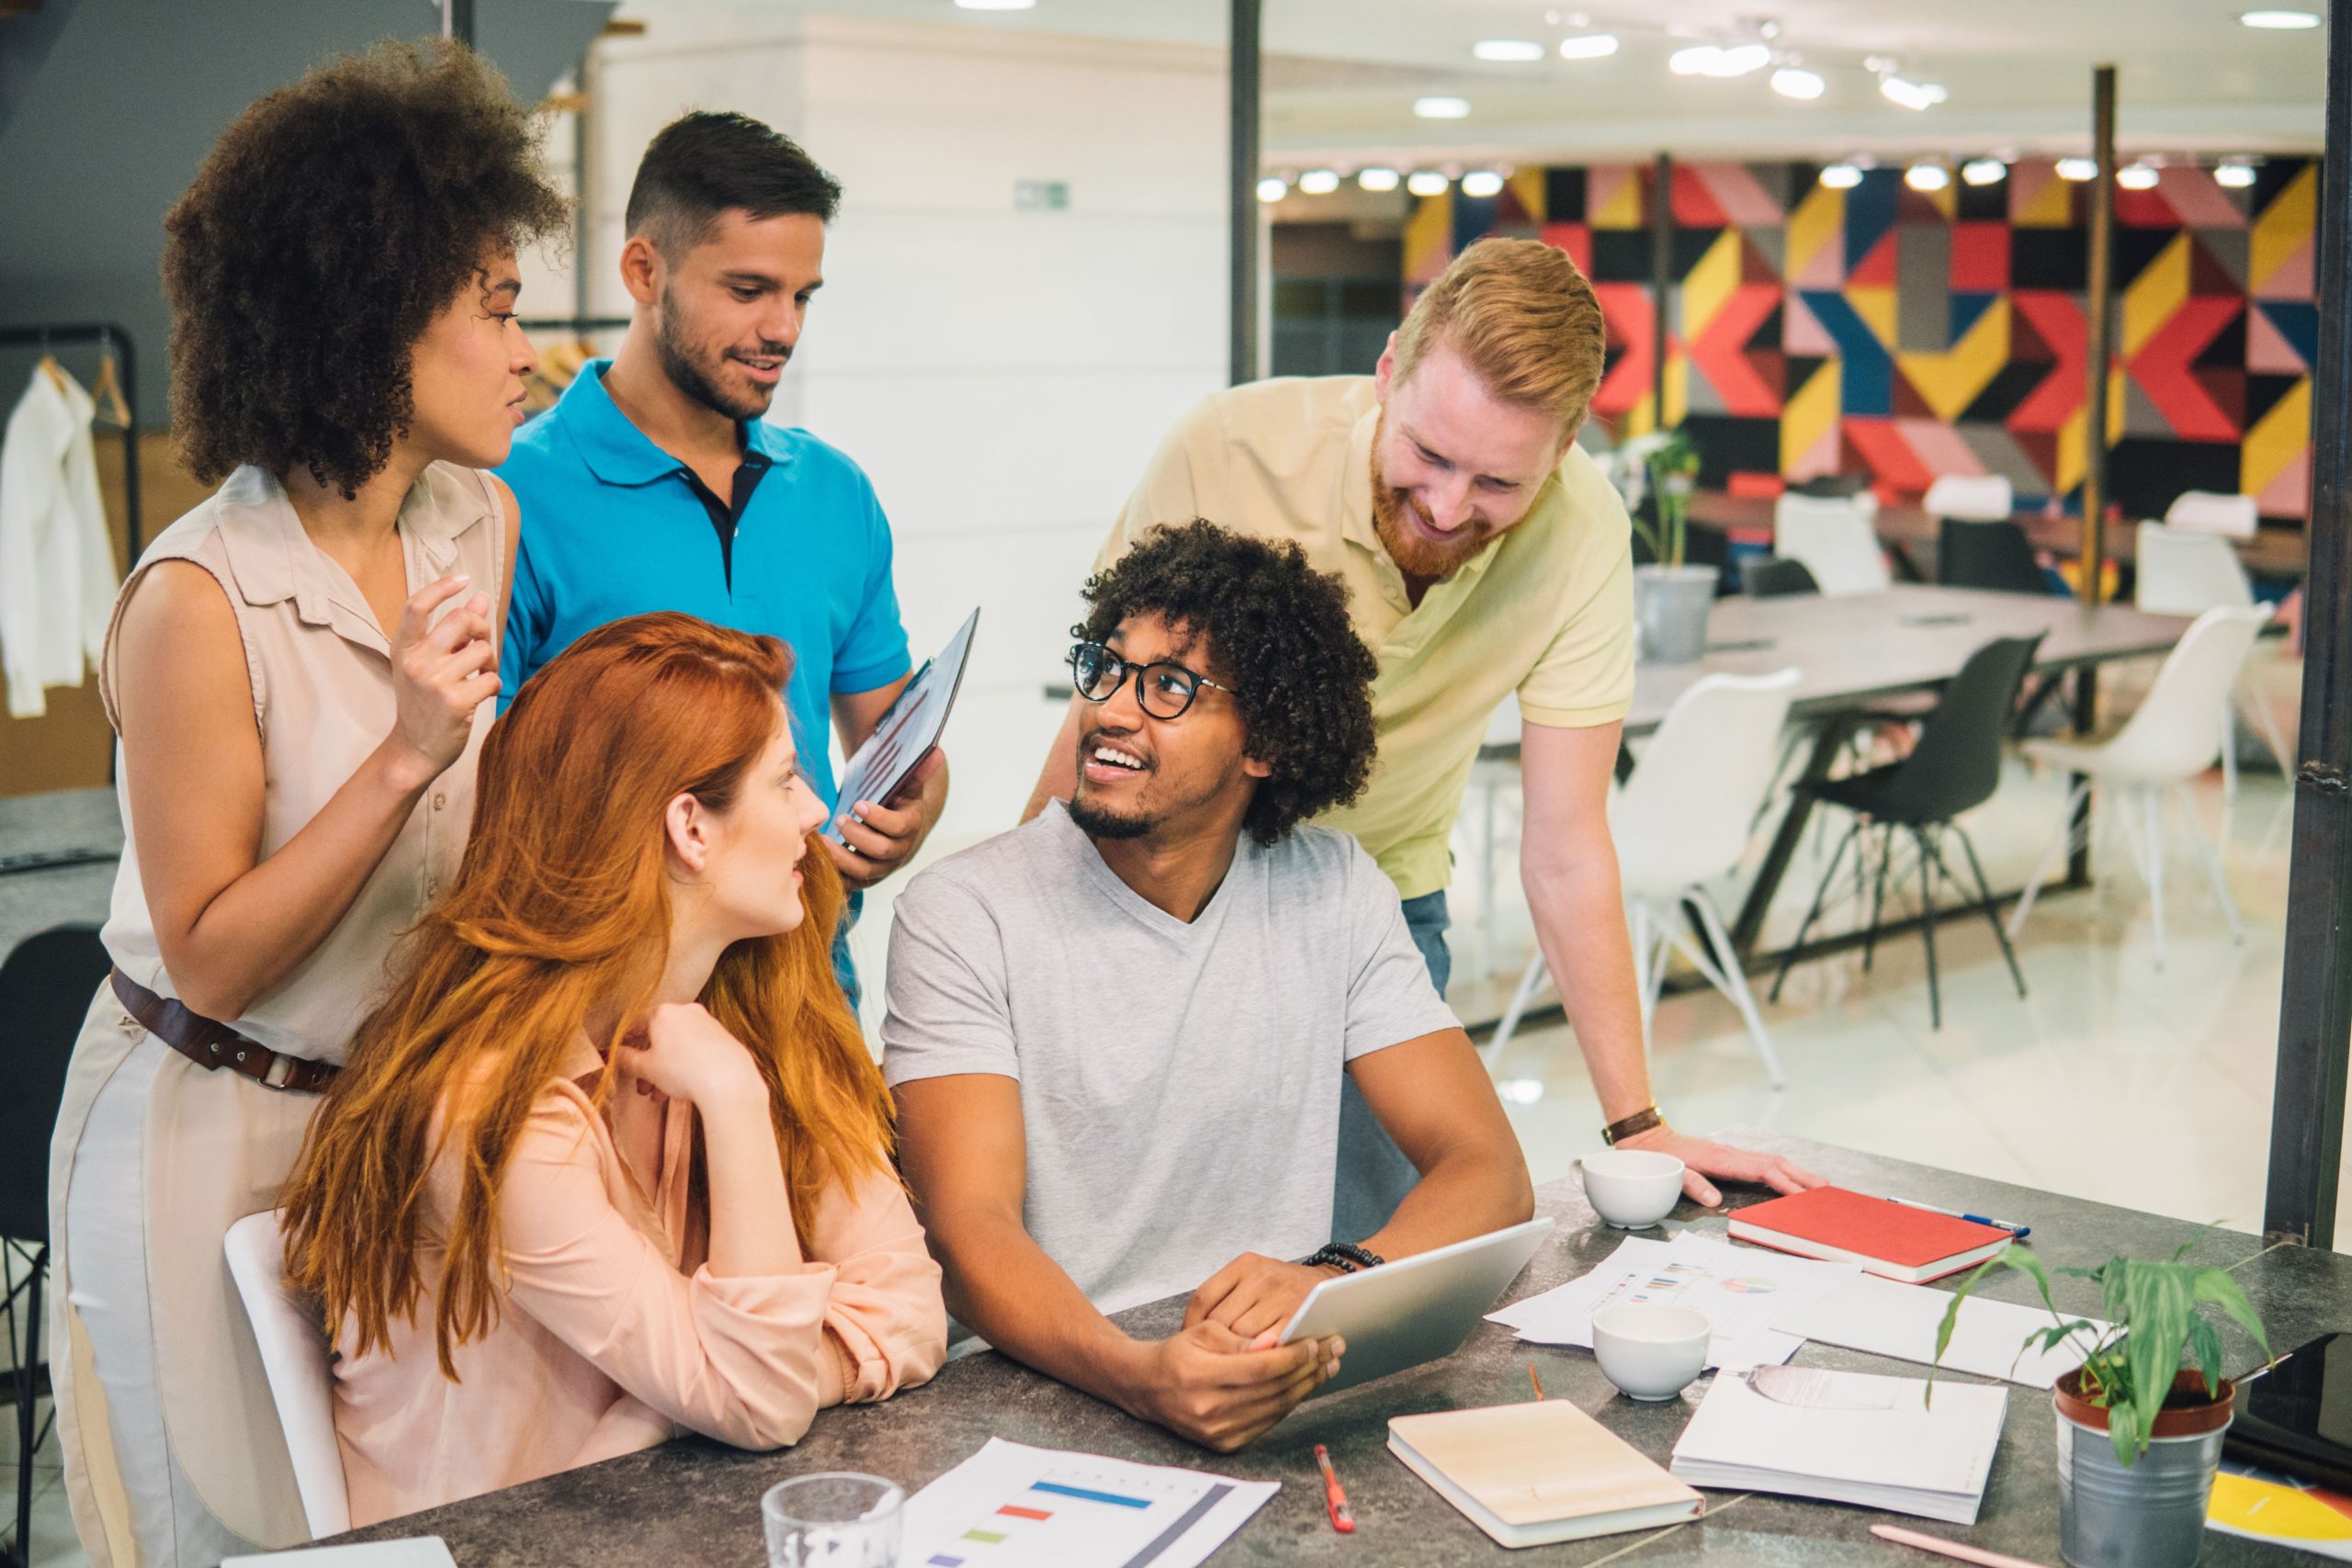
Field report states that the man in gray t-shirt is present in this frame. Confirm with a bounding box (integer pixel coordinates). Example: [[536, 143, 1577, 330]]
[[887, 522, 1533, 1453]]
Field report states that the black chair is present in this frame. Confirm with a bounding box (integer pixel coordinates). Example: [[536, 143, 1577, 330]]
[[1, 925, 110, 1568], [1741, 556, 1821, 598], [1938, 518, 2052, 595], [1768, 636, 2043, 1029]]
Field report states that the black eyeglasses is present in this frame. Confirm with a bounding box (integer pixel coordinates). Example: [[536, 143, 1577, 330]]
[[1068, 641, 1239, 720]]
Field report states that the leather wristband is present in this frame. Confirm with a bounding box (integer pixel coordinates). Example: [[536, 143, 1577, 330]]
[[1601, 1104, 1666, 1145], [1301, 1241, 1385, 1275]]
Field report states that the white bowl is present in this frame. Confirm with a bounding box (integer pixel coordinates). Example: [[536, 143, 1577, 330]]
[[1592, 1303, 1711, 1402], [1576, 1148, 1686, 1228]]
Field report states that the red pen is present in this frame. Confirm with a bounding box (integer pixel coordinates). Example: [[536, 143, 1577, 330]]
[[1314, 1443, 1356, 1533]]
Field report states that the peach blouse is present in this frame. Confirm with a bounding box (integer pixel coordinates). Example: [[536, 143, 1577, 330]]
[[332, 1043, 946, 1528]]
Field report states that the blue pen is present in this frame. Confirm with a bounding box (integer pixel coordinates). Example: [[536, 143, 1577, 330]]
[[1885, 1194, 2031, 1240]]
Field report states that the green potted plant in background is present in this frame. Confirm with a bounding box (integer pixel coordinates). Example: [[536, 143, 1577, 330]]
[[1618, 427, 1714, 662], [1934, 1242, 2271, 1568]]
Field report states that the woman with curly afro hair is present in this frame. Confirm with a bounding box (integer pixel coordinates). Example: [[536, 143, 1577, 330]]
[[47, 40, 565, 1564]]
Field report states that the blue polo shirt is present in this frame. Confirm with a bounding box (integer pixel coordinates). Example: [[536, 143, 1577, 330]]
[[498, 361, 911, 809]]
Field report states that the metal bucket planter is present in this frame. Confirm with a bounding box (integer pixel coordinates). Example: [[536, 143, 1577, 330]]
[[1634, 564, 1717, 663], [2052, 1369, 2234, 1568]]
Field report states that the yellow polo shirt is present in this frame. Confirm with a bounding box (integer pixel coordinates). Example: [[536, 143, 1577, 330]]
[[1099, 375, 1634, 901]]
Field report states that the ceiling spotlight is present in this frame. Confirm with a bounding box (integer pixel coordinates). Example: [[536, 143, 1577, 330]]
[[2117, 164, 2160, 190], [1474, 39, 1546, 62], [1820, 163, 1864, 189], [1905, 163, 1951, 192], [1356, 166, 1400, 192], [2055, 157, 2098, 182], [1961, 158, 2008, 186], [1668, 45, 1720, 74], [1254, 175, 1287, 203], [2240, 8, 2322, 25], [1297, 169, 1340, 196], [1407, 170, 1452, 197], [1880, 75, 1949, 110], [1414, 96, 1472, 118], [1461, 170, 1506, 198], [1557, 32, 1620, 59], [1716, 42, 1772, 74], [1770, 66, 1826, 99], [2215, 159, 2259, 188]]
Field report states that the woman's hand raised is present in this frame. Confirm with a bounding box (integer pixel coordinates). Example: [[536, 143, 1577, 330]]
[[386, 575, 500, 789], [623, 1003, 770, 1110]]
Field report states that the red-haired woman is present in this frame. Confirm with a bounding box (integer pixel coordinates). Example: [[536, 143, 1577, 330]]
[[278, 612, 945, 1527]]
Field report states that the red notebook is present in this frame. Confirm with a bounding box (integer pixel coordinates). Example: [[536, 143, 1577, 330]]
[[1727, 1187, 2014, 1283]]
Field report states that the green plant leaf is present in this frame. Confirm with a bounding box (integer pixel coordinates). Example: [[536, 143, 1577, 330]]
[[2120, 1259, 2192, 1461], [2108, 1396, 2144, 1469], [2188, 1318, 2224, 1402], [2190, 1269, 2273, 1365]]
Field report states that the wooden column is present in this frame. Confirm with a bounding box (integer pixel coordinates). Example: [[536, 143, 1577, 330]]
[[2264, 0, 2352, 1250]]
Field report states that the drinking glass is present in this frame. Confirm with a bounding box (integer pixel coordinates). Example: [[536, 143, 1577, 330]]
[[762, 1472, 904, 1568]]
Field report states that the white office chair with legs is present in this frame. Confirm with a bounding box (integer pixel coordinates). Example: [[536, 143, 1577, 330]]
[[2133, 521, 2293, 795], [1490, 670, 1800, 1086], [2007, 605, 2271, 966], [2164, 490, 2259, 539], [224, 1209, 350, 1540], [1773, 493, 1890, 596], [1922, 474, 2015, 522]]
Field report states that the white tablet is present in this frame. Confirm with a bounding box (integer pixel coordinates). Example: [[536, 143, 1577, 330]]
[[1278, 1217, 1553, 1399]]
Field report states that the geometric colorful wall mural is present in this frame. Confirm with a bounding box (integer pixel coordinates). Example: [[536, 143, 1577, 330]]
[[1403, 158, 2318, 522]]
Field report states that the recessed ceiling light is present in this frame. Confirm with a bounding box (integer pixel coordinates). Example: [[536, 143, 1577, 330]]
[[2240, 9, 2322, 26], [1820, 163, 1863, 189], [1414, 96, 1472, 118], [954, 0, 1036, 9], [2117, 164, 2160, 189], [1461, 170, 1506, 198], [1558, 33, 1620, 59], [1255, 176, 1287, 203], [2055, 157, 2098, 181], [1905, 163, 1951, 192], [1473, 39, 1546, 62], [1673, 42, 1772, 76], [1407, 169, 1452, 197], [1880, 75, 1948, 110], [1668, 45, 1719, 74], [2215, 159, 2259, 188], [1770, 67, 1826, 99], [1297, 169, 1340, 196], [1356, 166, 1400, 192], [1961, 158, 2008, 186]]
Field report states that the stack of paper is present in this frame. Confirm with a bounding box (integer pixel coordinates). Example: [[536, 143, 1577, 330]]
[[1774, 1274, 2109, 1389], [1669, 1366, 2008, 1525], [898, 1438, 1275, 1568], [1388, 1399, 1703, 1549], [1488, 1232, 1859, 1371]]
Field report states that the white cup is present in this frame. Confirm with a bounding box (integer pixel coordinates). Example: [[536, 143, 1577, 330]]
[[1592, 1303, 1711, 1402], [1576, 1148, 1686, 1228]]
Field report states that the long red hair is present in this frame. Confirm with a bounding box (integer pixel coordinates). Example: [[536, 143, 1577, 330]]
[[280, 612, 890, 1377]]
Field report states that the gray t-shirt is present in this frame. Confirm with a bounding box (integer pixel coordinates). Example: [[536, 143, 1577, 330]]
[[881, 803, 1460, 1319]]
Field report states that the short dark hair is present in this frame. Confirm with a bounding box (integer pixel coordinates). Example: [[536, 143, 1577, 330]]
[[1075, 521, 1379, 847], [626, 111, 842, 257], [163, 40, 566, 497]]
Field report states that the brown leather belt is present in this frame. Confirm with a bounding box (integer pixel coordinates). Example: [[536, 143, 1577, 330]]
[[109, 967, 340, 1093]]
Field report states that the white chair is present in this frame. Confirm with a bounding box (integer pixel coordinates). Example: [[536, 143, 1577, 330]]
[[2165, 490, 2259, 539], [2007, 605, 2271, 966], [1490, 671, 1801, 1085], [2133, 521, 2293, 795], [1922, 474, 2016, 522], [224, 1210, 350, 1540], [1773, 493, 1890, 596]]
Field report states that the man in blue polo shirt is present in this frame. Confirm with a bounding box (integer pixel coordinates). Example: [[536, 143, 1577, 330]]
[[502, 112, 947, 975]]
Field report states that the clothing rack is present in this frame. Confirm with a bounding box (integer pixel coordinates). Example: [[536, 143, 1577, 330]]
[[0, 322, 144, 560]]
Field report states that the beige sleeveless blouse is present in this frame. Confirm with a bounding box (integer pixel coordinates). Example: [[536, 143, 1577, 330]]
[[48, 461, 505, 1556]]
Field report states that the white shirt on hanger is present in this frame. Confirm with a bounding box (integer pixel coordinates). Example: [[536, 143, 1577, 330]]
[[1, 364, 119, 716]]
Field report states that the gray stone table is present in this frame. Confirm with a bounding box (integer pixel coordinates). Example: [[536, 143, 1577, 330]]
[[0, 785, 120, 961], [331, 1130, 2343, 1565]]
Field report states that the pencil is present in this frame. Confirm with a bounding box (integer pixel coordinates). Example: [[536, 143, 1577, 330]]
[[1529, 1360, 1544, 1400]]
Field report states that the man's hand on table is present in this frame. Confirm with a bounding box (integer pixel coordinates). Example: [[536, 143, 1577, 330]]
[[1615, 1125, 1826, 1207], [1182, 1252, 1346, 1340], [824, 750, 948, 892], [1121, 1320, 1344, 1453]]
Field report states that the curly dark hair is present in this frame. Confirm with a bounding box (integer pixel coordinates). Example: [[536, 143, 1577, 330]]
[[162, 40, 568, 496], [1076, 521, 1379, 847]]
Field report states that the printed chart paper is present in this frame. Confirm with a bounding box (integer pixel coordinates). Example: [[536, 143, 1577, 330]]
[[1490, 1232, 1857, 1371], [899, 1439, 1276, 1568], [1773, 1273, 2109, 1388]]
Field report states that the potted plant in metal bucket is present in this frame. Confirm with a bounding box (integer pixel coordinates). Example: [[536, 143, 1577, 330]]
[[1934, 1243, 2270, 1568], [1618, 427, 1714, 662]]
